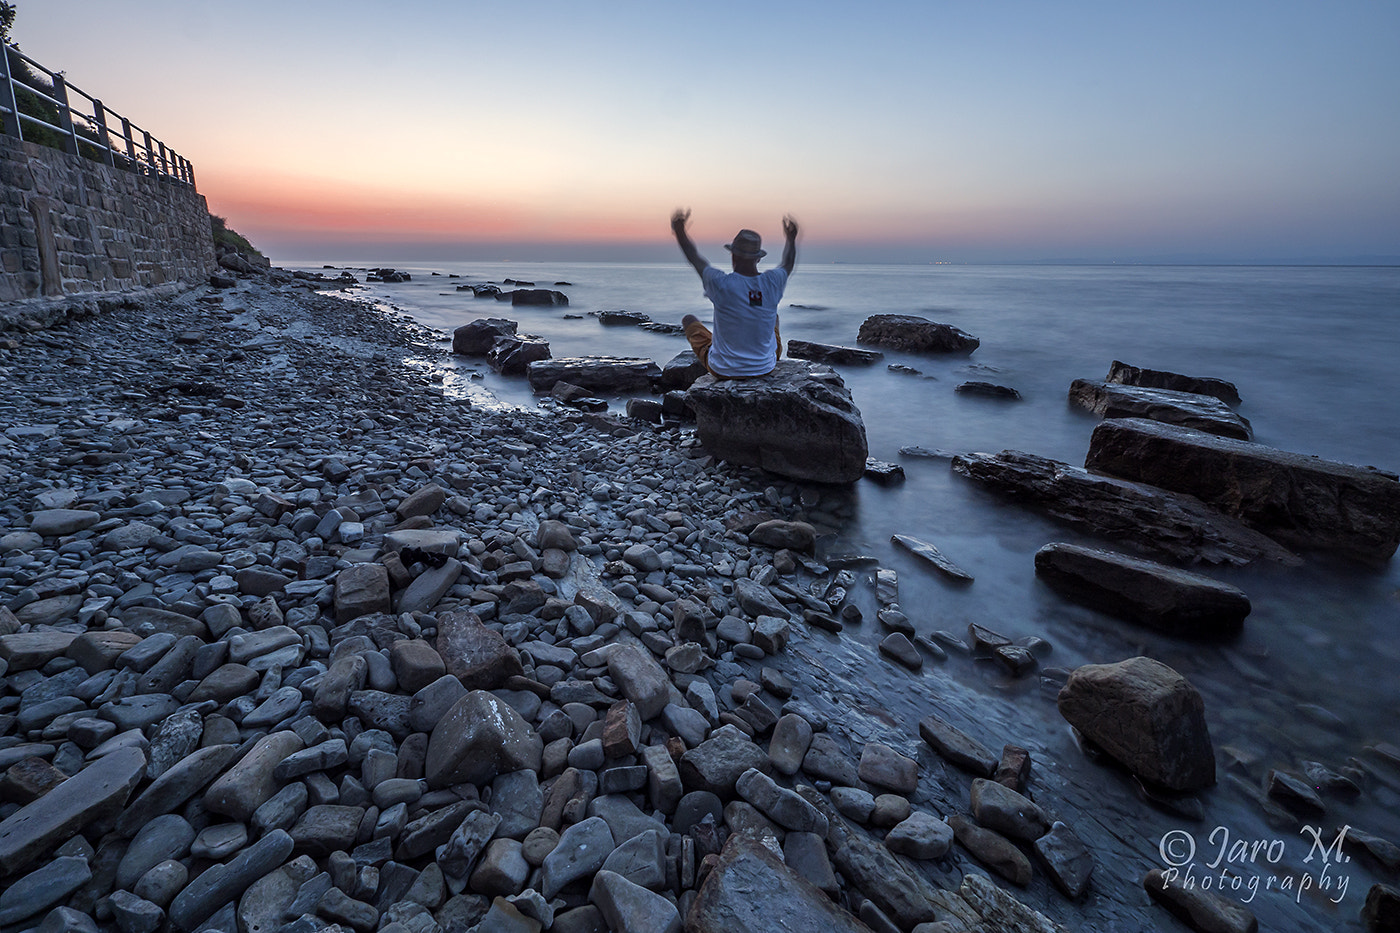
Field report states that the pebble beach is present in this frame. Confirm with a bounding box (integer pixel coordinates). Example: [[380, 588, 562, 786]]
[[0, 275, 1099, 933], [3, 271, 1396, 933]]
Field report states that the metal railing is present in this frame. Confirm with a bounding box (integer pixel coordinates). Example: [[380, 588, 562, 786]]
[[2, 40, 195, 187]]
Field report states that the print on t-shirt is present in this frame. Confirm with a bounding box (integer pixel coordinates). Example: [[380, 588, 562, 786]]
[[748, 288, 763, 306]]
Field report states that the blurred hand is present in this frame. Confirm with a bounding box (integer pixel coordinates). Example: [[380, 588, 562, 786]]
[[671, 208, 691, 233], [783, 214, 799, 240]]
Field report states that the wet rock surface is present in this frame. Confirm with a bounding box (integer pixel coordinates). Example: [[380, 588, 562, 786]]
[[1086, 417, 1400, 562], [687, 361, 869, 484]]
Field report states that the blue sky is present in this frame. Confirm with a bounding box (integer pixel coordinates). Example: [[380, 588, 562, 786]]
[[11, 0, 1400, 262]]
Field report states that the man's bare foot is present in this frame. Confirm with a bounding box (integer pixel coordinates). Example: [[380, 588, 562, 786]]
[[682, 314, 699, 327]]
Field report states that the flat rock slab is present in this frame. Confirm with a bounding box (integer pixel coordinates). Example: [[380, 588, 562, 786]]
[[786, 340, 884, 366], [526, 357, 660, 394], [1034, 542, 1251, 637], [951, 449, 1300, 567], [687, 836, 873, 933], [1070, 379, 1252, 440], [1058, 656, 1215, 792], [891, 534, 973, 582], [0, 745, 146, 875], [918, 713, 998, 777], [857, 314, 979, 354], [1086, 418, 1400, 563], [1107, 360, 1241, 405], [687, 361, 868, 484]]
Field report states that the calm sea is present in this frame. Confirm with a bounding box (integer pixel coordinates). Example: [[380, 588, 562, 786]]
[[298, 259, 1400, 927]]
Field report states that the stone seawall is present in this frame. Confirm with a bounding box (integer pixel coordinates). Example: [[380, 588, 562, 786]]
[[0, 135, 215, 305]]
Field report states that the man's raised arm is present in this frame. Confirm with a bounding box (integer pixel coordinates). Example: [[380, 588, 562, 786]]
[[671, 208, 709, 276], [781, 214, 799, 275]]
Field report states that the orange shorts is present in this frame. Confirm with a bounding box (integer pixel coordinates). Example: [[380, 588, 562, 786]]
[[683, 318, 781, 380]]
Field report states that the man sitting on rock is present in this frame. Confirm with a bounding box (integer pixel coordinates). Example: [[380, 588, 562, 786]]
[[671, 208, 798, 379]]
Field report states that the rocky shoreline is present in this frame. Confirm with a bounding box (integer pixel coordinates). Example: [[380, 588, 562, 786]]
[[2, 274, 1396, 933], [0, 277, 1086, 933]]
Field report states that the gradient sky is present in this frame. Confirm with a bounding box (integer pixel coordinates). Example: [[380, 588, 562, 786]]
[[11, 1, 1400, 263]]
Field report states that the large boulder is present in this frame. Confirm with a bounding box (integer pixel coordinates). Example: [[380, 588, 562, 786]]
[[488, 335, 551, 375], [857, 314, 979, 354], [1086, 418, 1400, 563], [1034, 542, 1251, 637], [1106, 360, 1241, 405], [452, 318, 517, 356], [951, 449, 1299, 566], [1069, 379, 1252, 440], [425, 691, 543, 787], [686, 361, 868, 484], [526, 357, 661, 394], [1057, 657, 1215, 791]]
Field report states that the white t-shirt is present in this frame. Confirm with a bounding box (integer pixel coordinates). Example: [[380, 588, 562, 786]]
[[700, 265, 789, 377]]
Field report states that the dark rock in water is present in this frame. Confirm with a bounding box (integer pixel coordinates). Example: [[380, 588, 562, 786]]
[[1034, 821, 1094, 898], [863, 460, 904, 484], [452, 318, 517, 356], [661, 351, 708, 391], [1265, 768, 1325, 812], [1034, 542, 1251, 637], [510, 288, 568, 306], [994, 644, 1037, 677], [503, 278, 535, 285], [1143, 868, 1258, 933], [786, 340, 884, 366], [470, 284, 502, 298], [918, 714, 998, 777], [526, 357, 661, 394], [1069, 379, 1251, 440], [951, 449, 1300, 567], [488, 334, 552, 375], [887, 363, 923, 375], [687, 361, 869, 485], [1086, 418, 1400, 563], [956, 381, 1021, 400], [551, 382, 608, 411], [1058, 656, 1216, 792], [891, 534, 973, 582], [1108, 360, 1241, 405], [595, 309, 651, 326], [857, 314, 979, 354], [640, 321, 685, 335], [687, 836, 869, 933]]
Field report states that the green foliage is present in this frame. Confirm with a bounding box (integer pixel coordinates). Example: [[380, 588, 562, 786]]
[[1, 3, 15, 41], [210, 215, 266, 262]]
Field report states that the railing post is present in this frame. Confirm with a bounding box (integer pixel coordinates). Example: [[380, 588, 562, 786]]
[[158, 140, 168, 178], [186, 160, 196, 190], [1, 42, 22, 140], [121, 116, 136, 171], [50, 73, 81, 156], [92, 97, 116, 166], [142, 129, 156, 176]]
